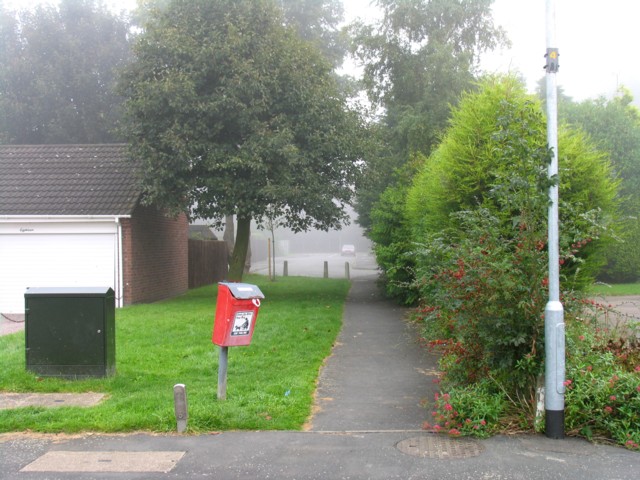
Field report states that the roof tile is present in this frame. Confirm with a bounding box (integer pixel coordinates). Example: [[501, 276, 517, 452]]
[[0, 144, 142, 216]]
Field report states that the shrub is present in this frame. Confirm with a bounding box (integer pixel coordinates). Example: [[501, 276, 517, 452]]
[[409, 75, 631, 446], [406, 75, 617, 289], [563, 315, 640, 449], [415, 209, 548, 390], [426, 318, 640, 450], [424, 383, 506, 438], [369, 183, 419, 305]]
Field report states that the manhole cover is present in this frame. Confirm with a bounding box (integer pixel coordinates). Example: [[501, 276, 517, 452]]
[[396, 435, 484, 459]]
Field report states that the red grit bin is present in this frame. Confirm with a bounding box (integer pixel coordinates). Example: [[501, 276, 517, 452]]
[[212, 282, 264, 347]]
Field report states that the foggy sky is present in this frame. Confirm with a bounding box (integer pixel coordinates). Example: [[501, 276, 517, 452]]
[[5, 0, 639, 104]]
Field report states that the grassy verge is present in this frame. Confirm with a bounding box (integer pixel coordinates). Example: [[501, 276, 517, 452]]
[[589, 282, 640, 296], [0, 275, 349, 433]]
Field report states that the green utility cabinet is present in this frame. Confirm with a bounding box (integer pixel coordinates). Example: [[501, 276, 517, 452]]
[[24, 287, 115, 378]]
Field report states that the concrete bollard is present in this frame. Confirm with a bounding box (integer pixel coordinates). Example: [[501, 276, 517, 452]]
[[173, 383, 188, 433]]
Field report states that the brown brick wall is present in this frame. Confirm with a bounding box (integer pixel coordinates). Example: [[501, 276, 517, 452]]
[[121, 204, 188, 305]]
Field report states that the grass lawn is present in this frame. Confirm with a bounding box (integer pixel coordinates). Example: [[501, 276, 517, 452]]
[[0, 275, 350, 434], [589, 282, 640, 296]]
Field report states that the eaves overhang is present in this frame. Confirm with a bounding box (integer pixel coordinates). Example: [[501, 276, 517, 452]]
[[0, 215, 132, 222]]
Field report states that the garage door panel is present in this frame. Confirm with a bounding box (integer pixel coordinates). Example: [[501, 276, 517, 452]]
[[0, 233, 116, 313]]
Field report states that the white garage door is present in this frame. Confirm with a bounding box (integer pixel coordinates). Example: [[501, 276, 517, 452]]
[[0, 222, 118, 314]]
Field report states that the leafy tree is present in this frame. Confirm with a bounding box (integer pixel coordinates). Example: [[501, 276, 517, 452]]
[[119, 0, 364, 281], [535, 76, 574, 108], [559, 88, 640, 281], [0, 0, 132, 144], [353, 0, 505, 110], [351, 0, 507, 231], [280, 0, 348, 68]]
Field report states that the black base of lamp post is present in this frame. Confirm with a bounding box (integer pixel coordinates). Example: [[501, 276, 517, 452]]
[[545, 409, 565, 439]]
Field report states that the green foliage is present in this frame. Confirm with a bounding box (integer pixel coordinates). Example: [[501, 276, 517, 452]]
[[352, 0, 506, 234], [406, 75, 625, 444], [371, 75, 617, 304], [561, 88, 640, 199], [556, 128, 619, 285], [280, 0, 347, 68], [415, 209, 550, 386], [425, 384, 507, 438], [369, 183, 418, 304], [426, 305, 640, 449], [120, 0, 363, 228], [0, 0, 132, 143], [407, 76, 545, 236], [560, 88, 640, 282], [407, 76, 617, 288], [352, 123, 399, 233], [352, 0, 506, 112], [119, 0, 365, 281], [601, 218, 640, 283], [563, 317, 640, 450], [0, 275, 349, 433]]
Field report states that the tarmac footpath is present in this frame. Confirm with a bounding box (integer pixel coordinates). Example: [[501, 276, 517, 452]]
[[1, 275, 639, 479]]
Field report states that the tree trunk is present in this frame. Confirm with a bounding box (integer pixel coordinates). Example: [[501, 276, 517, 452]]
[[223, 214, 235, 264], [228, 216, 251, 281], [244, 240, 252, 274]]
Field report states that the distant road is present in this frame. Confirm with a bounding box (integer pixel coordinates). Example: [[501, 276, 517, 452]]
[[250, 252, 379, 279]]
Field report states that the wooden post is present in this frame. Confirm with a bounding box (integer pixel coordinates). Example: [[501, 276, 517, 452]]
[[323, 261, 329, 278], [283, 260, 288, 277], [345, 261, 350, 280], [267, 238, 272, 281]]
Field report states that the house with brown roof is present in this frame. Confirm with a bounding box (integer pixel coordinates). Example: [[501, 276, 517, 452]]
[[0, 144, 188, 314]]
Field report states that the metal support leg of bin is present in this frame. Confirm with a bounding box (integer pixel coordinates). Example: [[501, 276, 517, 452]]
[[217, 346, 228, 400]]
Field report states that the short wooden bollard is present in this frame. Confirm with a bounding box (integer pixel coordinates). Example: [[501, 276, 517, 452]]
[[323, 261, 329, 278], [283, 260, 288, 277], [345, 261, 350, 280]]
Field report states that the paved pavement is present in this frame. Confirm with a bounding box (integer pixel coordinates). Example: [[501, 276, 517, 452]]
[[0, 314, 24, 337], [592, 295, 640, 338], [1, 274, 639, 479]]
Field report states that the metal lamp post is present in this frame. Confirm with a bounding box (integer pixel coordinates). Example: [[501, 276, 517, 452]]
[[544, 0, 565, 439]]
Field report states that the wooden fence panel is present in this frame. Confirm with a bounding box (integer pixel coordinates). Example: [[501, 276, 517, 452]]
[[188, 239, 228, 289]]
